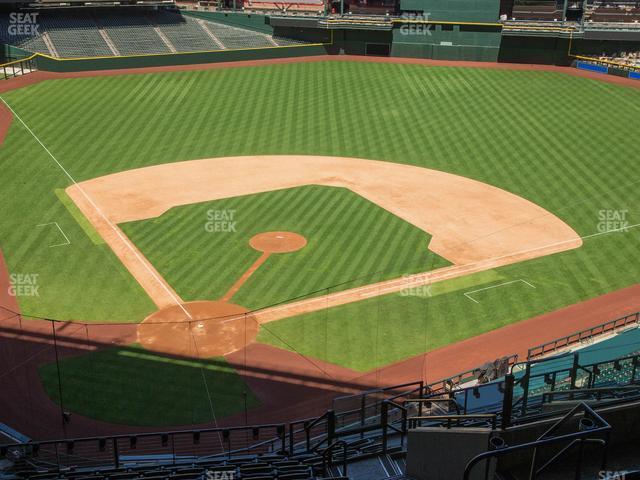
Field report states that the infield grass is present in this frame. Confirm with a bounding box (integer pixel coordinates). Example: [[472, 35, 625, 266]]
[[2, 61, 640, 371], [120, 185, 449, 309]]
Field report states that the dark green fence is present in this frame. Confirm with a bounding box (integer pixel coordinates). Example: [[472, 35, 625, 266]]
[[32, 44, 329, 73]]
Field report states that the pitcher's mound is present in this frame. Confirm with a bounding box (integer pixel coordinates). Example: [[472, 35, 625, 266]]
[[138, 301, 258, 357], [250, 231, 307, 254]]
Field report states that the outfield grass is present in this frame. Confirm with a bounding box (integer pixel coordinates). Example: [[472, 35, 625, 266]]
[[38, 344, 259, 426], [121, 185, 449, 309], [1, 61, 640, 371]]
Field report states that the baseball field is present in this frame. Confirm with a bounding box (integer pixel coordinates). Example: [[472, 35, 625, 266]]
[[1, 58, 640, 429]]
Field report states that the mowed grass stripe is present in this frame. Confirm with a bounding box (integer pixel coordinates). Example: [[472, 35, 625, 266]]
[[1, 61, 639, 370], [122, 185, 448, 309]]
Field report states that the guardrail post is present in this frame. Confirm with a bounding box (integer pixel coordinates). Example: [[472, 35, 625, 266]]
[[501, 374, 514, 430], [570, 353, 579, 390], [327, 410, 336, 446], [360, 394, 366, 438], [112, 438, 119, 469], [521, 362, 531, 416], [401, 406, 408, 448], [381, 401, 389, 454], [288, 423, 295, 455], [278, 425, 286, 454], [305, 421, 311, 453]]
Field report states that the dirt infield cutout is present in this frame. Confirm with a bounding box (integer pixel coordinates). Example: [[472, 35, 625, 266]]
[[66, 155, 583, 355], [138, 231, 307, 355], [250, 231, 307, 254], [139, 300, 257, 357]]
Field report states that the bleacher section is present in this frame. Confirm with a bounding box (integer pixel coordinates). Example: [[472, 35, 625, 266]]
[[511, 2, 564, 20], [3, 455, 330, 480], [153, 11, 220, 51], [590, 3, 640, 21], [0, 10, 309, 59], [39, 13, 114, 58], [97, 14, 171, 55], [0, 17, 51, 56], [209, 21, 275, 49]]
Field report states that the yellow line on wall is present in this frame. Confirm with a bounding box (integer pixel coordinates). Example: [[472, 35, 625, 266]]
[[0, 54, 38, 68]]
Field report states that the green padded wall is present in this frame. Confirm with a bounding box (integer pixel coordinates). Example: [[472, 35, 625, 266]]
[[498, 35, 571, 65], [1, 44, 33, 63], [392, 24, 501, 61], [34, 44, 328, 72], [400, 0, 500, 22]]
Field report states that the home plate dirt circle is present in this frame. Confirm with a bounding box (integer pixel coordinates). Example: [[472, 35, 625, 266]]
[[250, 231, 307, 253], [137, 301, 258, 357]]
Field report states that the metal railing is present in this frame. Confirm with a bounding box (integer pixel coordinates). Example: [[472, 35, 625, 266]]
[[4, 345, 638, 473], [1, 423, 286, 471], [527, 311, 640, 360], [321, 440, 348, 477], [514, 352, 640, 417], [541, 384, 640, 404], [1, 55, 37, 80], [463, 402, 612, 480]]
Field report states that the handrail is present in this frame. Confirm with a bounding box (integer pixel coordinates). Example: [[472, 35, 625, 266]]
[[3, 346, 635, 473], [403, 397, 461, 416], [542, 384, 640, 404], [332, 380, 423, 407], [381, 400, 408, 452], [321, 440, 348, 477], [527, 352, 638, 385], [409, 414, 497, 430], [0, 53, 38, 69], [463, 403, 611, 480], [1, 422, 286, 448], [535, 438, 606, 477], [1, 55, 37, 80], [425, 355, 518, 396], [527, 311, 640, 360]]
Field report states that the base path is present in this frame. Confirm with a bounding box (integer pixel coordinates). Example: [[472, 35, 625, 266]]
[[138, 232, 307, 356], [140, 301, 258, 357], [222, 282, 640, 426], [67, 155, 582, 321], [222, 231, 307, 301]]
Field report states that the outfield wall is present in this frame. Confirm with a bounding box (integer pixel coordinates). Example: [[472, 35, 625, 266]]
[[0, 44, 33, 64], [3, 9, 640, 71], [30, 44, 329, 72], [392, 24, 501, 62], [500, 35, 640, 66], [499, 35, 572, 65]]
